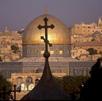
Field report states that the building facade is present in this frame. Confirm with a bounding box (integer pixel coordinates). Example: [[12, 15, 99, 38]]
[[0, 27, 22, 62], [71, 18, 102, 60]]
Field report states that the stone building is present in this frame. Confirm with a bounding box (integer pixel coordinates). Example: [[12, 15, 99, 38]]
[[0, 27, 22, 62], [72, 18, 102, 35], [71, 18, 102, 60]]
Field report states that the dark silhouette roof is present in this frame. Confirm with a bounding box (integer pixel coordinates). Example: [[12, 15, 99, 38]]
[[21, 60, 71, 101]]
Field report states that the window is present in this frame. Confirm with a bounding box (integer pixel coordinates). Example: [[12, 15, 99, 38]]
[[50, 51, 54, 54], [41, 51, 44, 54], [26, 76, 33, 84], [59, 50, 63, 54]]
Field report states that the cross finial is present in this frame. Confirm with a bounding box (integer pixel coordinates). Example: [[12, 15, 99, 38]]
[[38, 17, 54, 58], [37, 17, 55, 79]]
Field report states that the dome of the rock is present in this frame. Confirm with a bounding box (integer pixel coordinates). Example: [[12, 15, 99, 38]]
[[23, 14, 71, 57]]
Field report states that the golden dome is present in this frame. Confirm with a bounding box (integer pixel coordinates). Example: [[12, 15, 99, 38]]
[[23, 14, 70, 45]]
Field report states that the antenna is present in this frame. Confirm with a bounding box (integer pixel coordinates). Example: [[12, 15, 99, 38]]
[[44, 5, 48, 14], [4, 26, 9, 32]]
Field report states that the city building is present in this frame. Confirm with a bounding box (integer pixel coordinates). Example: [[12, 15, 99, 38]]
[[0, 27, 22, 62], [71, 18, 102, 60], [72, 18, 102, 35]]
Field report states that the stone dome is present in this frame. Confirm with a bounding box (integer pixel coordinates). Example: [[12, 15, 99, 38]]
[[23, 14, 70, 45]]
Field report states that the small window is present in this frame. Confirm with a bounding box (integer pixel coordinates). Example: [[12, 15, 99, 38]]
[[50, 51, 54, 54], [41, 51, 44, 54], [59, 50, 63, 54]]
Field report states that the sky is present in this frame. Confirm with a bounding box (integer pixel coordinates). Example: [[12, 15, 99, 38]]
[[0, 0, 102, 31]]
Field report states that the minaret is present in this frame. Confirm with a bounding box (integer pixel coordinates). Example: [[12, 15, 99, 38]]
[[98, 17, 102, 27], [4, 26, 9, 32], [44, 6, 48, 15]]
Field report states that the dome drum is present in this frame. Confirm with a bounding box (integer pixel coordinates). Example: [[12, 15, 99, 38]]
[[23, 44, 71, 57]]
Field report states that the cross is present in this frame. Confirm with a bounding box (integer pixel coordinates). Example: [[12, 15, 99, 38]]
[[12, 85, 17, 101], [10, 85, 21, 101], [0, 85, 20, 101], [38, 17, 54, 58], [37, 17, 55, 79]]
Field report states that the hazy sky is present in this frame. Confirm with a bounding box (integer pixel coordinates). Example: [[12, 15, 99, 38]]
[[0, 0, 102, 31]]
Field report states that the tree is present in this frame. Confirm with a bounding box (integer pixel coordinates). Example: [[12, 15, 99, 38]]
[[0, 75, 12, 100], [55, 76, 88, 100], [99, 51, 102, 57], [62, 76, 88, 94], [79, 58, 102, 101], [91, 38, 95, 42], [87, 48, 97, 60], [0, 57, 2, 62], [11, 44, 19, 54]]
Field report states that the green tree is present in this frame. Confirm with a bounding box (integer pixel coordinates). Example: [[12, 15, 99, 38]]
[[87, 48, 97, 60], [0, 75, 12, 100]]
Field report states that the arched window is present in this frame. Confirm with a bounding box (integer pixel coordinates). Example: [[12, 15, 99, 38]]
[[26, 76, 33, 85], [35, 68, 42, 73], [16, 77, 23, 91], [35, 78, 39, 86], [16, 77, 23, 84]]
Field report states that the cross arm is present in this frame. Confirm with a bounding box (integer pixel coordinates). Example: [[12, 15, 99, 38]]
[[48, 24, 55, 29], [38, 25, 45, 30], [41, 36, 52, 47], [38, 24, 54, 30]]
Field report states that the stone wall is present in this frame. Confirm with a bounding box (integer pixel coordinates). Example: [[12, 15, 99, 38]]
[[69, 61, 95, 76], [0, 60, 96, 78], [0, 62, 23, 78]]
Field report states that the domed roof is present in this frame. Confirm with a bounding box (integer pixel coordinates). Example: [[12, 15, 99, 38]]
[[23, 14, 70, 45]]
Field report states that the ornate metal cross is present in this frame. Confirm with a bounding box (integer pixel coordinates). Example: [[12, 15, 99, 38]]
[[38, 17, 54, 58], [38, 17, 55, 78]]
